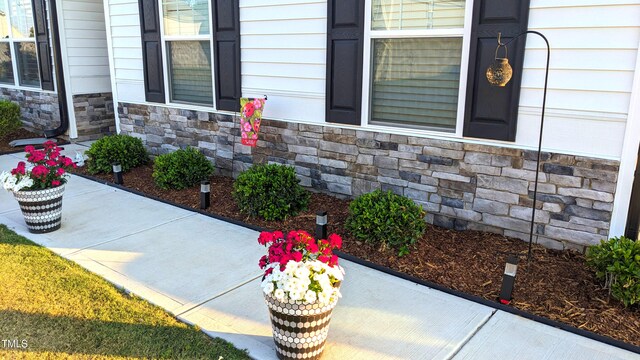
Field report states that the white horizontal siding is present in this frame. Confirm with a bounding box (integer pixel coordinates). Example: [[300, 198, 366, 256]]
[[106, 0, 640, 159], [107, 0, 144, 103], [61, 0, 111, 94], [516, 1, 640, 158], [240, 0, 326, 123]]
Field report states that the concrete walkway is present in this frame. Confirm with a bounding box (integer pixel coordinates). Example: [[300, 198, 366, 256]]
[[0, 146, 638, 360]]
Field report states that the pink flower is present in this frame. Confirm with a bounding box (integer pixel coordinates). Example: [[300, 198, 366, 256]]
[[250, 133, 257, 140], [328, 234, 342, 249], [291, 251, 303, 262], [43, 140, 56, 149], [258, 231, 274, 245], [243, 102, 255, 118], [46, 160, 57, 167], [57, 168, 65, 176], [272, 231, 284, 240], [24, 145, 35, 153], [28, 150, 45, 163], [31, 165, 49, 178], [11, 162, 26, 175], [241, 132, 248, 139], [258, 255, 267, 269], [61, 157, 74, 167], [329, 255, 339, 267], [307, 243, 319, 254], [51, 180, 61, 187], [253, 98, 263, 109], [243, 121, 252, 132]]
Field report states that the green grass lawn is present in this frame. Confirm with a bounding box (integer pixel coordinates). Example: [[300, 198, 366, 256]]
[[0, 225, 250, 359]]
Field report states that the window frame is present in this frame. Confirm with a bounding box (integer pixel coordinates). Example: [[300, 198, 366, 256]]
[[157, 0, 216, 110], [360, 0, 474, 138], [0, 0, 41, 90]]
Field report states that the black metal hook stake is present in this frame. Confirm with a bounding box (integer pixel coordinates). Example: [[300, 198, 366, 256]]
[[492, 31, 550, 262]]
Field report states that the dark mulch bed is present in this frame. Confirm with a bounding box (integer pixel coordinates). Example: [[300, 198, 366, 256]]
[[0, 128, 69, 154], [0, 128, 41, 154], [73, 164, 640, 348]]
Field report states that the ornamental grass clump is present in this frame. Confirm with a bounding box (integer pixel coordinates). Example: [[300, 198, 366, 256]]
[[0, 141, 76, 191], [233, 163, 309, 221], [152, 147, 214, 190], [85, 134, 148, 174], [587, 236, 640, 307], [258, 230, 344, 304], [346, 190, 426, 256]]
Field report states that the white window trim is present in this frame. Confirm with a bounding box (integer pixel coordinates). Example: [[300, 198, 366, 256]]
[[360, 0, 474, 139], [0, 0, 42, 91], [157, 0, 217, 110]]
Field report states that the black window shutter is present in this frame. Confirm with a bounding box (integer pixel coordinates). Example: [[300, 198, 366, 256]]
[[325, 0, 365, 125], [463, 0, 531, 141], [212, 0, 241, 112], [138, 0, 165, 103], [31, 0, 53, 91]]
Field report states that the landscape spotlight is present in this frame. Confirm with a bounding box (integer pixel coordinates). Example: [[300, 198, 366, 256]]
[[499, 255, 519, 305], [112, 163, 123, 185], [200, 180, 211, 210], [316, 211, 327, 240]]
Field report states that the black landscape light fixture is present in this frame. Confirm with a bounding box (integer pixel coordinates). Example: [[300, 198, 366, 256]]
[[487, 31, 550, 261], [316, 211, 328, 240], [499, 254, 519, 305], [112, 163, 123, 185], [200, 180, 211, 210]]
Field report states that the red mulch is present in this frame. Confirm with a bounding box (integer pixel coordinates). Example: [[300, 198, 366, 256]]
[[73, 164, 640, 347]]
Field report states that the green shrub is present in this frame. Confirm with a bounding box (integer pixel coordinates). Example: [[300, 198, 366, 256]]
[[152, 147, 214, 190], [0, 100, 21, 137], [85, 134, 148, 174], [233, 163, 309, 221], [587, 236, 640, 307], [346, 190, 426, 255]]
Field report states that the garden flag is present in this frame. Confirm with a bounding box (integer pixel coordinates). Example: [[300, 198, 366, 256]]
[[240, 97, 266, 147]]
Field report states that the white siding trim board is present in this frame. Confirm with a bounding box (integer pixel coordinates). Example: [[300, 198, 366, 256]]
[[610, 35, 640, 237]]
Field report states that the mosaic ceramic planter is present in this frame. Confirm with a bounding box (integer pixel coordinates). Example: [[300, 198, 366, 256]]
[[264, 292, 339, 360], [13, 184, 65, 233]]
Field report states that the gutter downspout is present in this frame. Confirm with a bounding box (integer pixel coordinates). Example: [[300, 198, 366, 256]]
[[43, 0, 69, 138]]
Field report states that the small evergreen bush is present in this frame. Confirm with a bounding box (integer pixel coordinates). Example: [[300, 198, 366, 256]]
[[587, 236, 640, 307], [85, 134, 148, 174], [152, 147, 214, 190], [233, 163, 309, 221], [0, 100, 21, 137], [346, 190, 426, 255]]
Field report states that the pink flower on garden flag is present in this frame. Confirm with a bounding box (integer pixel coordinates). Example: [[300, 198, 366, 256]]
[[240, 97, 267, 147]]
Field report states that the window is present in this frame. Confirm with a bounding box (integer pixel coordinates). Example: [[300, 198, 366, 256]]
[[0, 0, 40, 88], [160, 0, 213, 107], [366, 0, 466, 132]]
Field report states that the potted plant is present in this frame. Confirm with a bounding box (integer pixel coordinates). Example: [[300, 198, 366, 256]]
[[258, 230, 344, 360], [0, 141, 76, 233]]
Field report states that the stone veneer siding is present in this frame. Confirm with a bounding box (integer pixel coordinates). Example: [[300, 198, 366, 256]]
[[73, 92, 116, 141], [0, 87, 60, 132], [118, 102, 620, 251]]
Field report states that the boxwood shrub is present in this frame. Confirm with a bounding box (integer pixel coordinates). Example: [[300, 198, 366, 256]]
[[587, 236, 640, 307], [346, 190, 426, 255], [0, 100, 21, 137], [85, 134, 148, 174], [233, 163, 309, 221], [152, 147, 214, 190]]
